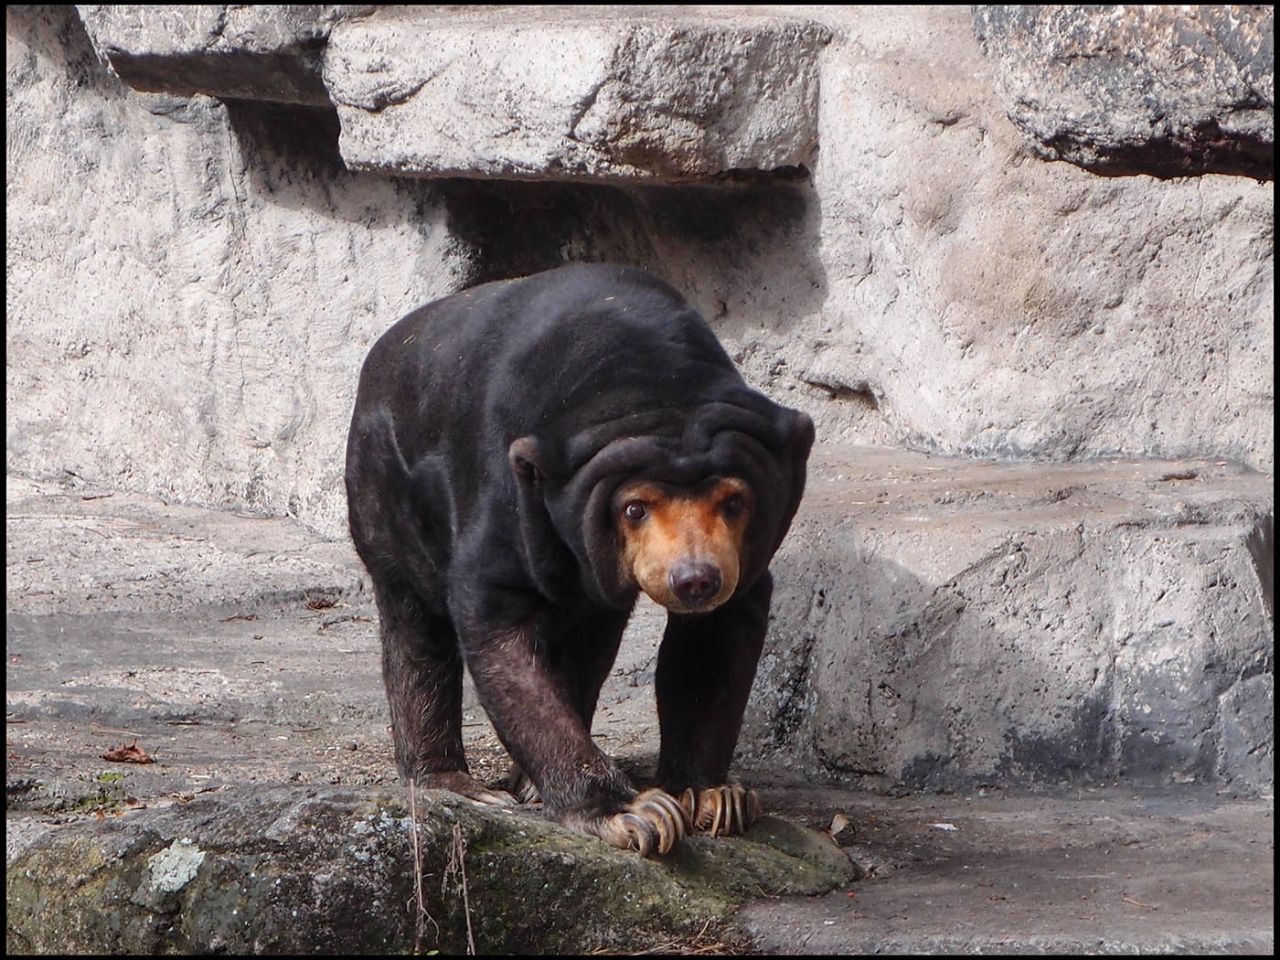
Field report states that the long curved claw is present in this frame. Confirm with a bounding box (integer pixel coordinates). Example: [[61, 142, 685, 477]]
[[596, 788, 690, 857], [470, 786, 520, 807], [678, 783, 762, 837], [415, 771, 518, 807], [505, 764, 542, 804]]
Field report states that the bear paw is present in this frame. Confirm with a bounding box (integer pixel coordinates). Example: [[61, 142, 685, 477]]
[[678, 784, 761, 837], [591, 788, 690, 857]]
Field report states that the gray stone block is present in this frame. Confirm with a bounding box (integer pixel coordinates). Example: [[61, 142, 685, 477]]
[[742, 447, 1274, 791], [7, 6, 468, 540], [972, 5, 1274, 179], [323, 8, 830, 182], [8, 5, 1272, 537]]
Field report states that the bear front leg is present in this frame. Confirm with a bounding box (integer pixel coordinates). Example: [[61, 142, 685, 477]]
[[655, 572, 772, 836], [504, 607, 631, 806], [466, 623, 689, 856]]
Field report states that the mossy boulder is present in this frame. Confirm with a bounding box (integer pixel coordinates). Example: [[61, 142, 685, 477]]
[[7, 785, 855, 954]]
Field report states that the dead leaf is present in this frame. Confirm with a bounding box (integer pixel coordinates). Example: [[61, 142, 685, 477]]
[[829, 812, 851, 838], [102, 741, 154, 764], [305, 591, 339, 610]]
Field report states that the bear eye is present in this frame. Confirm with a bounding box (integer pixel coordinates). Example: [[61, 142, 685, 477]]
[[623, 501, 648, 523], [721, 494, 745, 519]]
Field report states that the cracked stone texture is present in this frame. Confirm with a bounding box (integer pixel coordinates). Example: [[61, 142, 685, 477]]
[[322, 7, 831, 183], [973, 5, 1275, 180]]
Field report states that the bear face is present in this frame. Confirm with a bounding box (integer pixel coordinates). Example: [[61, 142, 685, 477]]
[[506, 395, 813, 617], [613, 475, 752, 613]]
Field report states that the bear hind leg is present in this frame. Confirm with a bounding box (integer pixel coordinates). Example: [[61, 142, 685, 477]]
[[375, 581, 516, 806]]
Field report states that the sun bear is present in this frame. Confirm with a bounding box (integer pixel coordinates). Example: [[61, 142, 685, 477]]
[[345, 263, 813, 856]]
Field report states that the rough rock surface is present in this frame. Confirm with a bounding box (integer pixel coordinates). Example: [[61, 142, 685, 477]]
[[5, 785, 853, 954], [6, 3, 1276, 951], [76, 4, 374, 105], [7, 450, 1271, 800], [741, 447, 1274, 791], [797, 5, 1273, 474], [973, 5, 1275, 180], [322, 7, 830, 183], [6, 5, 469, 539]]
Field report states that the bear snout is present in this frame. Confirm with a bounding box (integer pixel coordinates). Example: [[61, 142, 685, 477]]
[[668, 560, 723, 610]]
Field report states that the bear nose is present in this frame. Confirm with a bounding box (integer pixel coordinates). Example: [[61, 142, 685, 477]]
[[669, 561, 722, 609]]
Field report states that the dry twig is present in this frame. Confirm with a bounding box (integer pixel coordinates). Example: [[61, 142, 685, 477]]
[[445, 822, 477, 956], [407, 780, 439, 954], [588, 917, 748, 955], [1121, 894, 1158, 910]]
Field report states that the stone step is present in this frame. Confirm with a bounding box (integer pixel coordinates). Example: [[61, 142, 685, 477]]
[[78, 5, 832, 184], [323, 7, 830, 183], [741, 446, 1273, 792], [5, 457, 1273, 952], [4, 475, 365, 616], [7, 445, 1272, 797], [10, 6, 1270, 545]]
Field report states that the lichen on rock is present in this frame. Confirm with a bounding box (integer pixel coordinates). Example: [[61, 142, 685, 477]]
[[5, 786, 855, 954]]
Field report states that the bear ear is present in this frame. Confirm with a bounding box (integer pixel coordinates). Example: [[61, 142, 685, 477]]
[[785, 409, 816, 459], [508, 435, 544, 487]]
